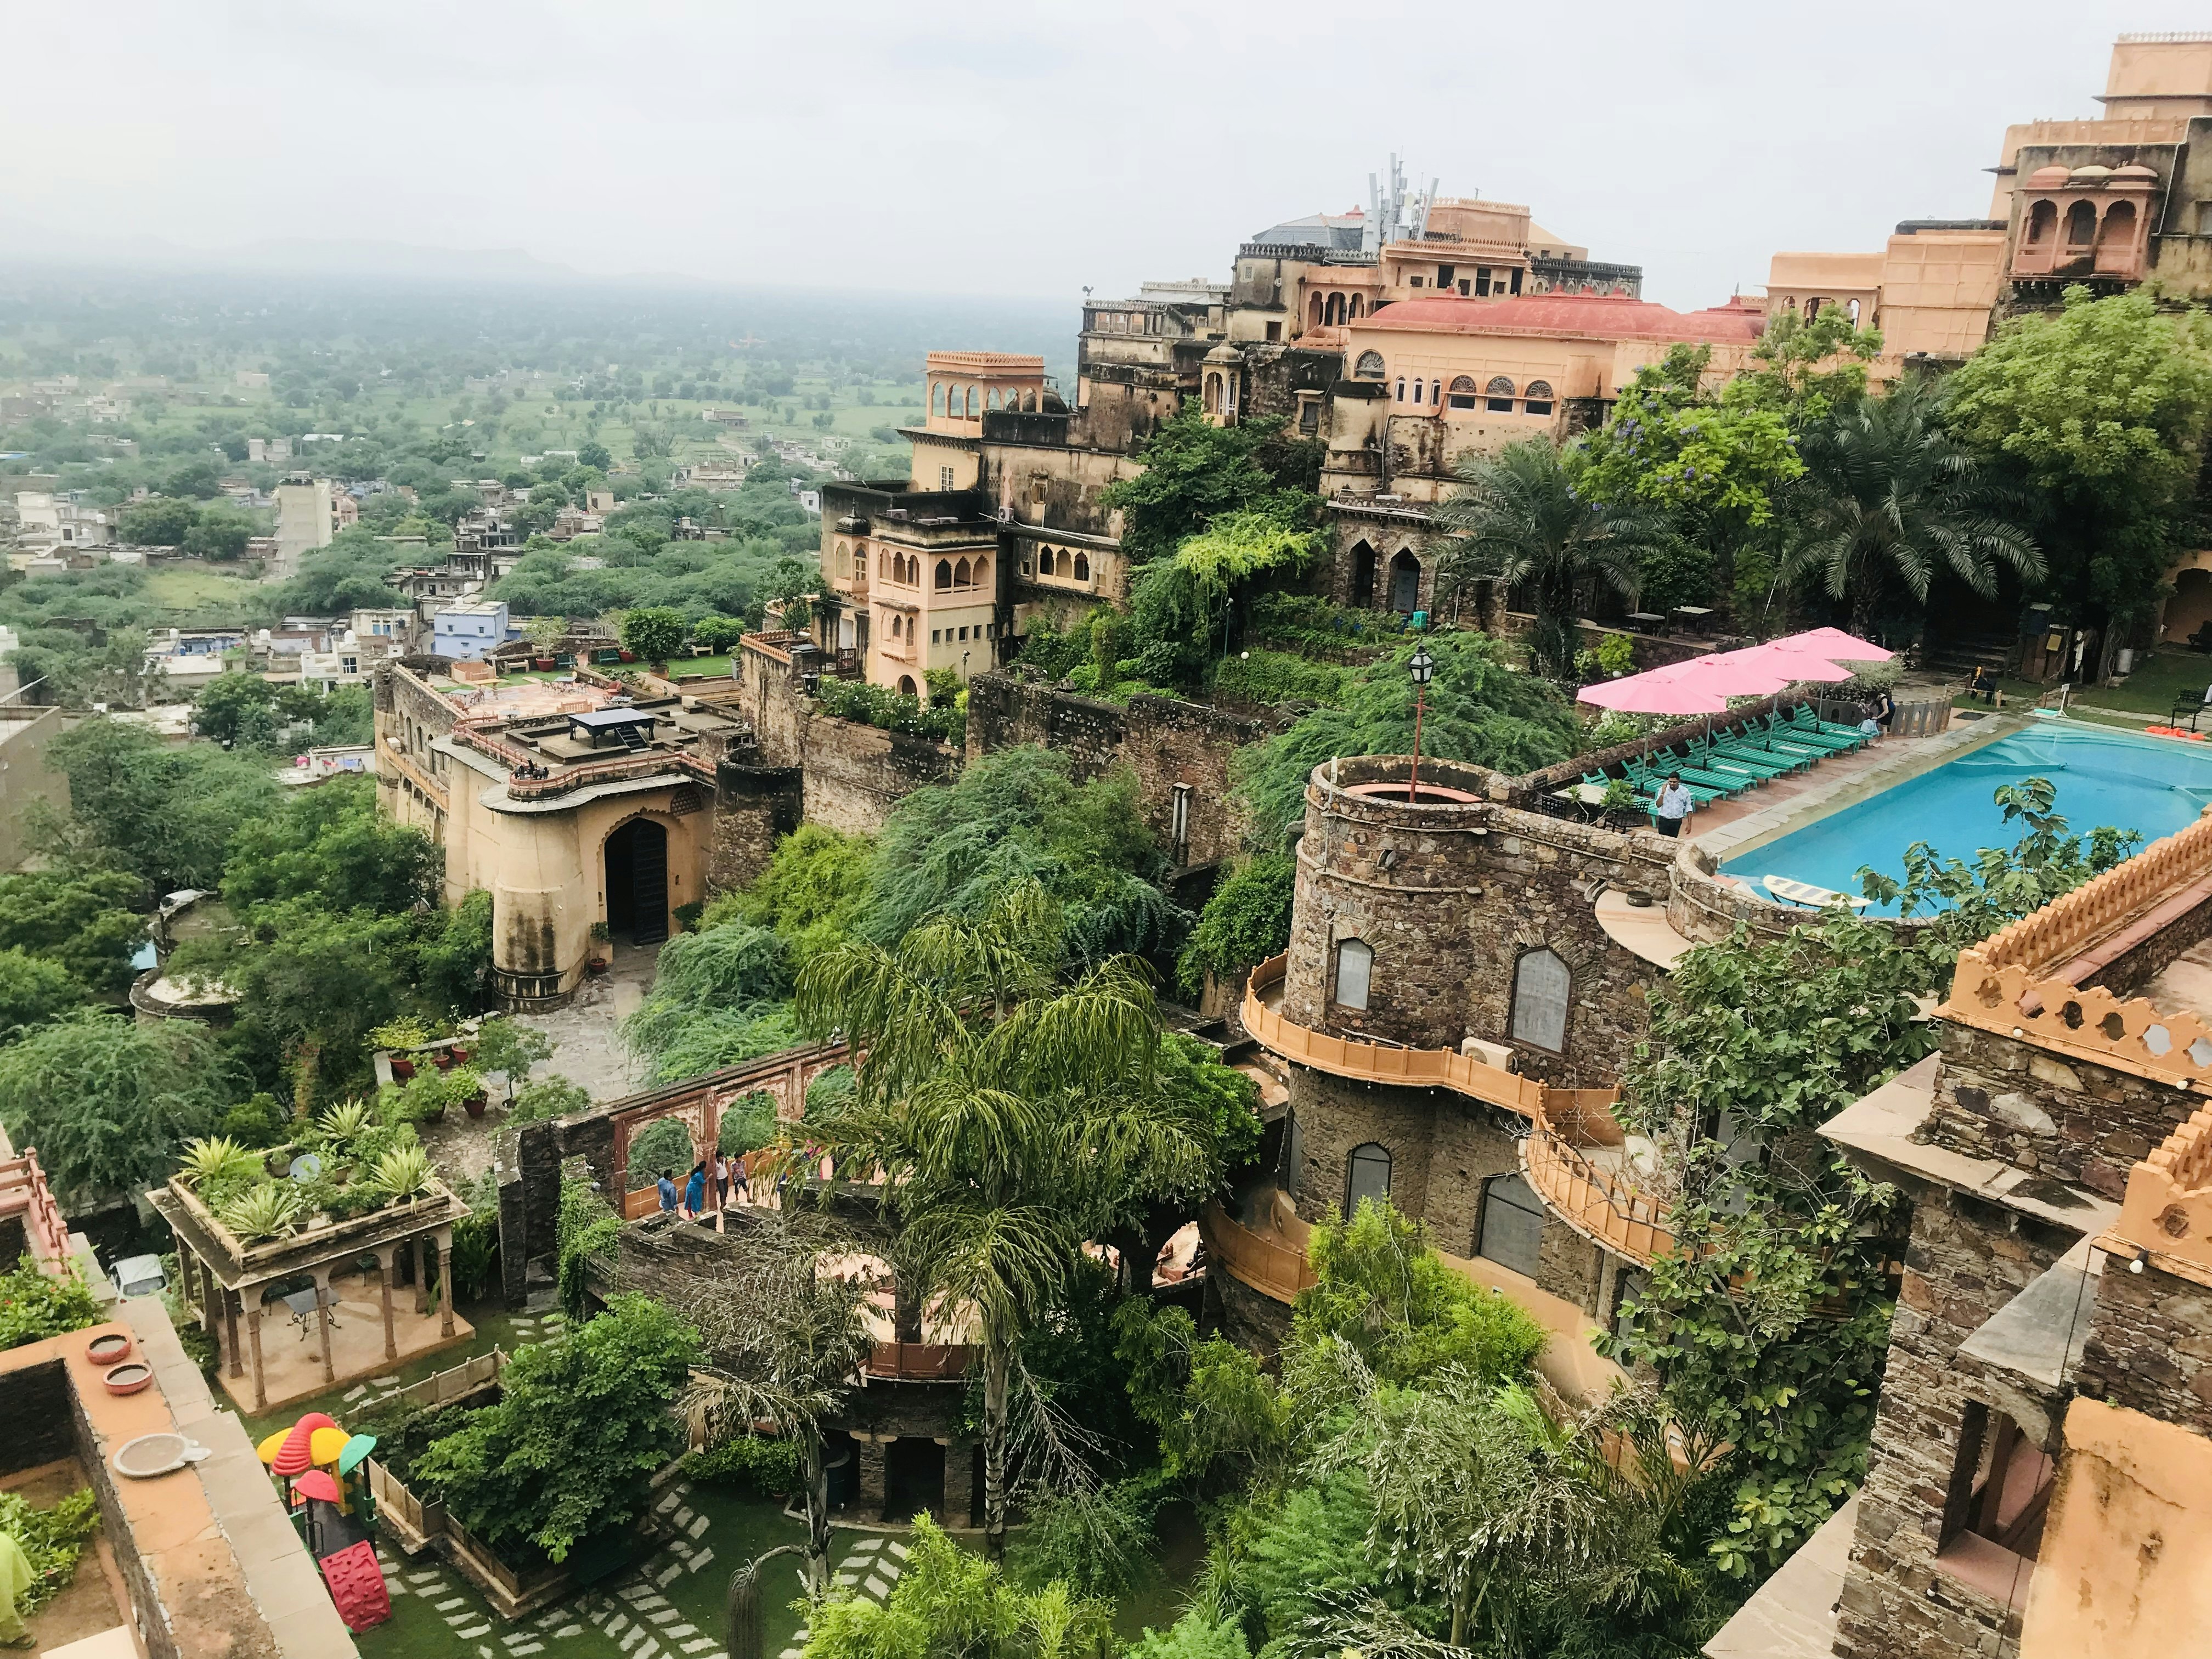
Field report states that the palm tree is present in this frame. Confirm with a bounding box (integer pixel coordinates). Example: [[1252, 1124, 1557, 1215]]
[[1781, 377, 2042, 639], [1437, 441, 1672, 680], [657, 1207, 874, 1593], [794, 885, 1216, 1556]]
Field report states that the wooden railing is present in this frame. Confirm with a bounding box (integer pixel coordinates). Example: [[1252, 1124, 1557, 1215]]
[[1240, 957, 1671, 1265], [866, 1342, 976, 1380], [0, 1150, 71, 1273], [1201, 1199, 1317, 1299]]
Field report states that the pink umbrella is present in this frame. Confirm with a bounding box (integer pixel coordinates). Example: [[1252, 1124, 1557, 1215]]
[[1672, 648, 1797, 696], [1737, 640, 1853, 683], [1781, 627, 1893, 663], [1577, 661, 1729, 715]]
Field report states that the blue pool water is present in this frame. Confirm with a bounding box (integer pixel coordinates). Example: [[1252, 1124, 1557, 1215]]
[[1722, 723, 2212, 912]]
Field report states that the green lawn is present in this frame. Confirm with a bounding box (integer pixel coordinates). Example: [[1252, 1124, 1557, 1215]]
[[2073, 646, 2212, 715], [145, 563, 261, 614]]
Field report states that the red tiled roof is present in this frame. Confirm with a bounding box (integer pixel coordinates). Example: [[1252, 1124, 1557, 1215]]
[[1351, 293, 1765, 345]]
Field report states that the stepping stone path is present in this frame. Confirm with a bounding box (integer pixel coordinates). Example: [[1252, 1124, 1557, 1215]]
[[776, 1537, 892, 1659]]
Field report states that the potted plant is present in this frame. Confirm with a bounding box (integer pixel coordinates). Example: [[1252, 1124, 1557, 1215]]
[[587, 921, 612, 975], [528, 616, 565, 670], [453, 1067, 489, 1119]]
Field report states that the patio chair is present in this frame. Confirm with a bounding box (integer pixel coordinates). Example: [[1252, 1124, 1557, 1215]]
[[1767, 708, 1858, 753], [1787, 704, 1872, 747], [1691, 733, 1793, 781], [2171, 689, 2212, 732]]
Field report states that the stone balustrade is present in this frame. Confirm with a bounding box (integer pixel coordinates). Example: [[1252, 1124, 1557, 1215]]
[[1242, 956, 1673, 1266], [2113, 1104, 2212, 1273], [1974, 808, 2212, 976]]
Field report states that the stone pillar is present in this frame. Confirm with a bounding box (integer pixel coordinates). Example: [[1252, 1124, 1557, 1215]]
[[196, 1253, 219, 1338], [946, 1440, 981, 1530], [495, 1151, 529, 1312], [311, 1266, 337, 1386], [414, 1236, 431, 1314], [246, 1304, 268, 1412], [224, 1286, 243, 1379], [437, 1231, 455, 1338], [855, 1436, 887, 1521], [374, 1246, 398, 1362]]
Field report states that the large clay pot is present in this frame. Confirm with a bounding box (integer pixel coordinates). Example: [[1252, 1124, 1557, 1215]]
[[87, 1331, 132, 1367], [390, 1058, 415, 1081], [103, 1362, 153, 1396], [464, 1093, 488, 1120]]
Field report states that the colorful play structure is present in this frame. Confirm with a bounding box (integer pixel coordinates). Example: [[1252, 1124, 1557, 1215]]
[[255, 1410, 391, 1633]]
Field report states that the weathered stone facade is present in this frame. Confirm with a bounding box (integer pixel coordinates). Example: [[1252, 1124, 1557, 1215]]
[[1278, 754, 1671, 1085], [739, 638, 958, 834], [2073, 1256, 2212, 1437], [1926, 1022, 2197, 1203], [963, 672, 1291, 870], [708, 758, 803, 896]]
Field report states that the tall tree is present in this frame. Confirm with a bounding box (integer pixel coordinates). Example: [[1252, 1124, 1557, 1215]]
[[1437, 441, 1672, 679], [1944, 286, 2212, 677], [794, 886, 1218, 1556], [1781, 377, 2042, 639], [1097, 408, 1321, 565]]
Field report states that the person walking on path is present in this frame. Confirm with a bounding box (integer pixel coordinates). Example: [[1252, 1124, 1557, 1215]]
[[1652, 773, 1695, 838], [657, 1168, 679, 1213], [683, 1160, 707, 1220]]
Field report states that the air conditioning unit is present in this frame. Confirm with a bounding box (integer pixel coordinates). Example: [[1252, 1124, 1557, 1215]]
[[1460, 1036, 1517, 1073]]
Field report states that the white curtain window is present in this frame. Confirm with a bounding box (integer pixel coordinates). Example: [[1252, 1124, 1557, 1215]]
[[1334, 939, 1374, 1010], [1511, 947, 1570, 1051]]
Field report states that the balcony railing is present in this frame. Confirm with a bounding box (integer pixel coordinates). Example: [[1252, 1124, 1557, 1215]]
[[452, 723, 718, 801], [1241, 956, 1672, 1265], [1201, 1199, 1317, 1299], [866, 1342, 977, 1380], [0, 1150, 71, 1272]]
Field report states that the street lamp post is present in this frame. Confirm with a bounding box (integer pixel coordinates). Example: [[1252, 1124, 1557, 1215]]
[[1407, 644, 1435, 802]]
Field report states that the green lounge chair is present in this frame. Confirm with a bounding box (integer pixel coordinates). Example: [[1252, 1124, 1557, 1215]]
[[1791, 704, 1873, 745], [1764, 709, 1856, 753]]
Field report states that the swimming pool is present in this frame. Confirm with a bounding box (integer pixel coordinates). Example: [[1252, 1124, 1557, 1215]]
[[1720, 723, 2212, 912]]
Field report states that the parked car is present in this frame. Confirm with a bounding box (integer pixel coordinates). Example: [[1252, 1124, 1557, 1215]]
[[110, 1254, 166, 1300]]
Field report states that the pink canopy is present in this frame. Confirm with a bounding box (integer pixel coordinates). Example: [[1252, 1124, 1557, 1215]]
[[1577, 660, 1728, 715], [1671, 647, 1797, 696], [1729, 640, 1853, 684], [1780, 627, 1893, 663]]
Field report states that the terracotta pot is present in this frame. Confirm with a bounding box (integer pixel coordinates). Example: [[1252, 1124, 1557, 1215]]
[[534, 656, 557, 670], [586, 958, 610, 977], [618, 650, 637, 662], [464, 1093, 488, 1120], [390, 1058, 416, 1080], [103, 1362, 153, 1396], [447, 1047, 470, 1065], [87, 1331, 132, 1367], [432, 1051, 456, 1071]]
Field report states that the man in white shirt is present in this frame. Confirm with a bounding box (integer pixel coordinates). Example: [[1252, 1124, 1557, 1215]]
[[1653, 774, 1694, 838]]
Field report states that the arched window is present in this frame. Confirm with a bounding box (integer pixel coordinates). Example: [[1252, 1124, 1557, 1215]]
[[1040, 548, 1057, 577], [1431, 379, 1442, 407], [1523, 380, 1554, 417], [971, 556, 989, 586], [1389, 549, 1421, 614], [1485, 375, 1516, 413], [2064, 200, 2097, 247], [1846, 298, 1861, 326], [1073, 551, 1090, 582], [898, 674, 916, 696], [1204, 373, 1222, 415], [953, 558, 971, 586], [2098, 199, 2138, 263], [878, 551, 890, 580], [1395, 377, 1407, 403], [1333, 938, 1373, 1009], [929, 382, 944, 416], [1511, 947, 1570, 1051], [834, 540, 849, 576], [1412, 378, 1424, 406], [1311, 294, 1325, 328], [1447, 375, 1478, 411], [935, 559, 952, 590], [1350, 294, 1364, 318], [1477, 1172, 1544, 1278], [1350, 540, 1376, 607], [1345, 1142, 1392, 1217], [1355, 351, 1386, 379], [889, 614, 901, 639], [1326, 292, 1346, 326], [2024, 200, 2056, 247]]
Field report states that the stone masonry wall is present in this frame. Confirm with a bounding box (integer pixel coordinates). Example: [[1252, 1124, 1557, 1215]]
[[1835, 1184, 2085, 1659], [742, 648, 957, 835], [1286, 1068, 1604, 1312], [963, 672, 1288, 870], [1923, 1022, 2197, 1203], [2074, 1258, 2212, 1437], [709, 758, 803, 896], [1280, 757, 1668, 1086]]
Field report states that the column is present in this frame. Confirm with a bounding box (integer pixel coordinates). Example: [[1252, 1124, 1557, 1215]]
[[437, 1231, 455, 1338], [196, 1253, 219, 1338], [247, 1304, 268, 1412], [224, 1286, 244, 1380], [311, 1267, 336, 1386], [946, 1440, 981, 1530], [414, 1236, 430, 1314], [374, 1246, 398, 1362], [855, 1436, 887, 1522]]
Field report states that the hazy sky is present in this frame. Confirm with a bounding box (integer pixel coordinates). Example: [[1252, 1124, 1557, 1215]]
[[5, 1, 2205, 311]]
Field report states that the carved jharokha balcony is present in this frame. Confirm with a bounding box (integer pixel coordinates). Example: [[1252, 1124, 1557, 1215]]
[[1239, 955, 1675, 1267]]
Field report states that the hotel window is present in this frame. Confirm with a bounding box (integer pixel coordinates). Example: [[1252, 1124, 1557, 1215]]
[[958, 627, 968, 641], [1333, 938, 1374, 1011], [1073, 552, 1090, 582], [1432, 380, 1442, 407], [1395, 377, 1407, 403], [984, 623, 995, 639], [1523, 380, 1555, 417], [1447, 375, 1478, 410], [1412, 378, 1424, 405], [1346, 1142, 1392, 1216], [1486, 376, 1517, 413], [1511, 947, 1570, 1051], [1355, 351, 1385, 379], [932, 629, 941, 644], [939, 466, 955, 490], [1477, 1173, 1545, 1279], [935, 560, 952, 590]]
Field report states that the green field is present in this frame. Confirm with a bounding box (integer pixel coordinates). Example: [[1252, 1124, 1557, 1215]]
[[145, 563, 262, 614]]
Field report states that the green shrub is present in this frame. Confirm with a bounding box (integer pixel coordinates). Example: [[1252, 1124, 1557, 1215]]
[[682, 1433, 801, 1494], [0, 1255, 101, 1352], [509, 1076, 591, 1124], [0, 1485, 99, 1618], [1176, 854, 1295, 997], [1210, 648, 1348, 708]]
